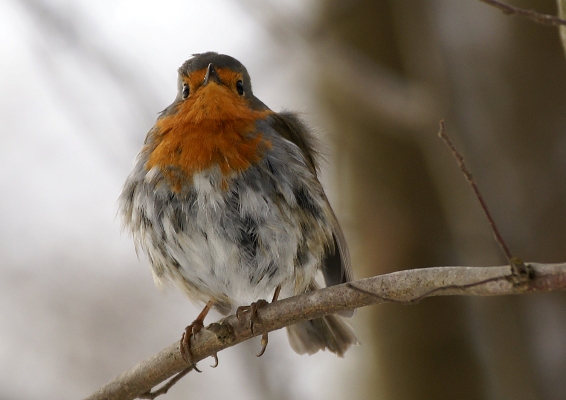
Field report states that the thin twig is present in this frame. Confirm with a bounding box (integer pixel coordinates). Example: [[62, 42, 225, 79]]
[[438, 120, 514, 262], [84, 262, 566, 400], [138, 368, 192, 399], [478, 0, 566, 27]]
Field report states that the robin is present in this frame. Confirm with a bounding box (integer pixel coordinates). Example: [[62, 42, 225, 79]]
[[119, 52, 357, 368]]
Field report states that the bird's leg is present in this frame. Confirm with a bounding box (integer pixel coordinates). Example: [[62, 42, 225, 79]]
[[180, 300, 214, 372], [236, 285, 281, 357]]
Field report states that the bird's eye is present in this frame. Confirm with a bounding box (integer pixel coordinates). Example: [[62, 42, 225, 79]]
[[236, 80, 244, 95], [182, 84, 190, 99]]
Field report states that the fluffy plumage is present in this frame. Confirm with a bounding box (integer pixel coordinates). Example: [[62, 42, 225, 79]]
[[119, 52, 357, 356]]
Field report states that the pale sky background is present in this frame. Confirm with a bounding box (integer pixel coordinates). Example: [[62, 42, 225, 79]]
[[0, 0, 366, 398]]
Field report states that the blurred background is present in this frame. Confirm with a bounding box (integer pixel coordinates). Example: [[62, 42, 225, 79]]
[[2, 0, 566, 399]]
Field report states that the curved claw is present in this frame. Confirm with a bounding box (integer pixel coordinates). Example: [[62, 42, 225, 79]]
[[236, 305, 251, 323], [256, 332, 268, 357], [179, 301, 214, 373], [180, 326, 202, 373], [240, 286, 281, 358], [249, 299, 268, 334], [210, 353, 219, 368]]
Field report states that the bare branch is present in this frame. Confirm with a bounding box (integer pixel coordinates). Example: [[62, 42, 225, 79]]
[[85, 262, 566, 400], [438, 120, 532, 277], [478, 0, 566, 26], [138, 367, 191, 399], [438, 120, 514, 262]]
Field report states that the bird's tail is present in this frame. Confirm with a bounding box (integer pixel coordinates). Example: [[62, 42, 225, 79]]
[[286, 313, 358, 357]]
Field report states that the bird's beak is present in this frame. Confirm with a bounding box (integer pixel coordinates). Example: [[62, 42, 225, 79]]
[[203, 63, 221, 86]]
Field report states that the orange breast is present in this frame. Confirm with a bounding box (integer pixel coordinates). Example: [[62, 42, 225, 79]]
[[146, 83, 273, 191]]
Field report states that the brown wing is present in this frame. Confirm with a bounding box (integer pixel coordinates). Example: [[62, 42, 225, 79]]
[[269, 112, 354, 294], [269, 112, 319, 174]]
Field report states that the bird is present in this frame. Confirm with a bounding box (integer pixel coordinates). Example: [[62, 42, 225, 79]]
[[119, 52, 357, 367]]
